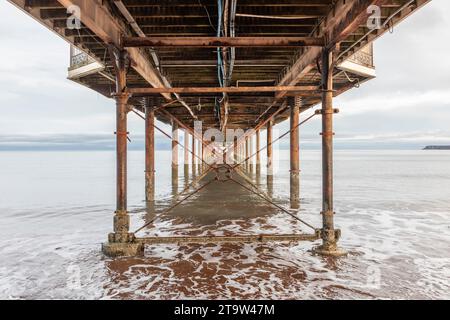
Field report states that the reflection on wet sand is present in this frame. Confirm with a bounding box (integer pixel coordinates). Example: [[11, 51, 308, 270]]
[[105, 167, 325, 299]]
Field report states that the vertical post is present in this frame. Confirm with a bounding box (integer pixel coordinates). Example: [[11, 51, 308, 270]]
[[201, 138, 205, 172], [145, 105, 155, 202], [192, 134, 196, 174], [233, 136, 238, 164], [266, 121, 274, 198], [223, 140, 227, 165], [249, 135, 254, 173], [245, 137, 249, 171], [184, 130, 189, 170], [289, 96, 300, 209], [198, 139, 202, 171], [256, 129, 261, 175], [184, 130, 190, 186], [267, 120, 273, 176], [172, 121, 179, 195], [315, 49, 345, 256], [103, 48, 143, 257]]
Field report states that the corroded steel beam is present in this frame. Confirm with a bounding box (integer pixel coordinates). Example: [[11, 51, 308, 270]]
[[276, 0, 386, 101], [129, 86, 318, 95], [122, 36, 325, 48], [55, 0, 171, 100], [136, 233, 320, 245]]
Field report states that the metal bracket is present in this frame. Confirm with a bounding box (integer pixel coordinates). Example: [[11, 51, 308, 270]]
[[315, 108, 339, 115], [115, 131, 131, 142]]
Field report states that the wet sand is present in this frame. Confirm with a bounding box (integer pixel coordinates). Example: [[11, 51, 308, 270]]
[[0, 150, 449, 299]]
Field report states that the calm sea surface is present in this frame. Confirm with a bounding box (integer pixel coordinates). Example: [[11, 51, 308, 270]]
[[0, 149, 449, 299]]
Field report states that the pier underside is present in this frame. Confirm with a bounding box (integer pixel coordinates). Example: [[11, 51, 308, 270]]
[[8, 0, 431, 256]]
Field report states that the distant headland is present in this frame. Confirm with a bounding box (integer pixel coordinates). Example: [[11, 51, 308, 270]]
[[423, 145, 450, 150]]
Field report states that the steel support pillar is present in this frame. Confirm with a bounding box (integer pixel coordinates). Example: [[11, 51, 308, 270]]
[[289, 96, 300, 209], [191, 134, 196, 175], [256, 129, 261, 175], [102, 49, 143, 257], [197, 139, 202, 172], [267, 120, 273, 176], [249, 136, 254, 173], [172, 121, 179, 195], [145, 105, 155, 202], [184, 130, 189, 172], [245, 137, 249, 171], [314, 49, 346, 256]]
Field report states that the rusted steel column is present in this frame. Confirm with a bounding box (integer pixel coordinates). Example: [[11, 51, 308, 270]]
[[191, 134, 196, 174], [103, 49, 143, 257], [267, 120, 273, 176], [201, 138, 205, 171], [267, 175, 274, 199], [256, 129, 261, 175], [315, 49, 345, 256], [145, 105, 155, 202], [289, 96, 301, 209], [183, 131, 190, 187], [249, 136, 254, 173], [111, 50, 132, 244], [233, 136, 238, 164], [172, 121, 179, 167], [245, 137, 249, 171], [198, 139, 202, 171], [222, 141, 227, 165], [184, 130, 189, 170], [172, 121, 179, 195]]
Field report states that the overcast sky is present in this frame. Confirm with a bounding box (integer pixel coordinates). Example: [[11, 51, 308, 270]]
[[0, 1, 448, 150]]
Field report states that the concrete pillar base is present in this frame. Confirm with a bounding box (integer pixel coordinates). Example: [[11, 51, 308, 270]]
[[312, 245, 347, 257], [312, 228, 346, 256], [102, 241, 144, 258]]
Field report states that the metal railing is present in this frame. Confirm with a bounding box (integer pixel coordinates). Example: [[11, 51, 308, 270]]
[[347, 45, 374, 68], [69, 46, 96, 70]]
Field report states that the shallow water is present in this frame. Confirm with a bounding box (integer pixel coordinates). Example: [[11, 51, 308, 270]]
[[0, 150, 449, 299]]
